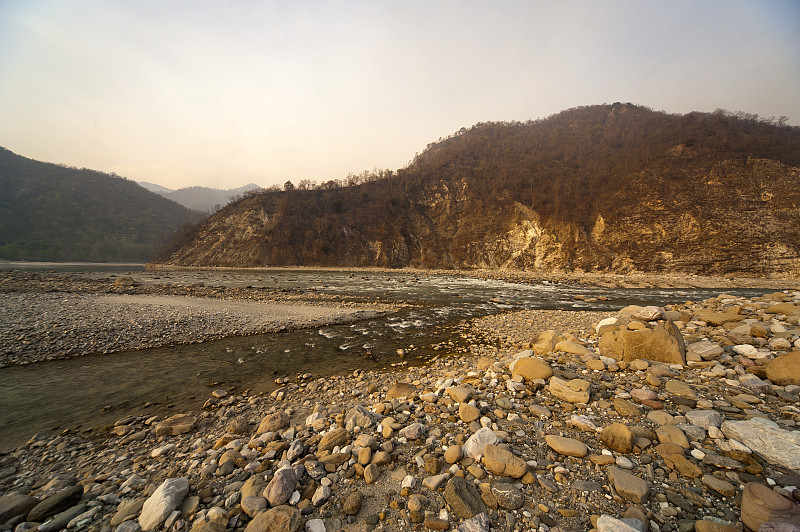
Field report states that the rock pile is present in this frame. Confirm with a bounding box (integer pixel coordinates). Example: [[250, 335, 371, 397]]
[[2, 291, 800, 532]]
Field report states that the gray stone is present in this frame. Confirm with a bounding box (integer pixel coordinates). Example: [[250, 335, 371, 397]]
[[444, 476, 486, 519], [241, 496, 267, 518], [597, 515, 644, 532], [111, 498, 145, 526], [37, 504, 87, 532], [687, 341, 724, 361], [263, 468, 296, 507], [685, 409, 723, 429], [457, 512, 491, 532], [138, 478, 189, 531], [490, 483, 524, 510], [463, 427, 498, 459], [400, 422, 425, 440], [305, 519, 327, 532], [154, 414, 196, 437], [721, 419, 800, 470], [0, 493, 39, 524], [344, 405, 379, 431], [311, 486, 331, 507], [27, 485, 83, 523], [116, 521, 142, 532]]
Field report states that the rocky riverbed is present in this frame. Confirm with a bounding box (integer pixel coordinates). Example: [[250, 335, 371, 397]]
[[2, 288, 800, 532]]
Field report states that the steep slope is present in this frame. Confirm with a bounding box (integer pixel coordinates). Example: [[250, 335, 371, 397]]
[[0, 148, 205, 262], [152, 104, 800, 277]]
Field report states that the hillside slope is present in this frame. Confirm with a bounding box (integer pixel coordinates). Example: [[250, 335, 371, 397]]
[[152, 104, 800, 277], [0, 149, 205, 262]]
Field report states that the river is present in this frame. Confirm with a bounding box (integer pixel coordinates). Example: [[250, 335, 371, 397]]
[[0, 265, 773, 451]]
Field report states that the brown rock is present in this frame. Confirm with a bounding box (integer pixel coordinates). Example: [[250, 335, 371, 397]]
[[618, 320, 686, 365], [343, 491, 363, 515], [656, 425, 690, 449], [767, 303, 800, 316], [694, 521, 739, 532], [243, 505, 303, 532], [599, 423, 634, 453], [531, 330, 564, 356], [695, 306, 741, 326], [548, 377, 591, 403], [386, 382, 416, 400], [607, 467, 650, 504], [318, 427, 349, 453], [446, 386, 473, 403], [545, 435, 588, 457], [613, 398, 642, 417], [445, 445, 464, 464], [459, 403, 480, 423], [766, 351, 800, 386], [740, 482, 800, 531], [482, 444, 527, 478], [256, 411, 289, 434], [511, 357, 553, 381], [701, 475, 736, 497]]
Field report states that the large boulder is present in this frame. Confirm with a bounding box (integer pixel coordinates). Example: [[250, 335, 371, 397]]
[[0, 493, 39, 524], [766, 351, 800, 386], [531, 330, 564, 356], [721, 419, 800, 470], [139, 478, 189, 531], [601, 320, 685, 365], [510, 357, 553, 381]]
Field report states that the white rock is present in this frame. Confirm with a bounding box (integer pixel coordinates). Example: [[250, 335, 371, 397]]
[[463, 427, 499, 459], [139, 478, 189, 531]]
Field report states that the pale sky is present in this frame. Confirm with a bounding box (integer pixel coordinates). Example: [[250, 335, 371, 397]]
[[1, 1, 798, 190]]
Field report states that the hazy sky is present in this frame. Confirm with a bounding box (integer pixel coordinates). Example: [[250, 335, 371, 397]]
[[1, 1, 799, 190]]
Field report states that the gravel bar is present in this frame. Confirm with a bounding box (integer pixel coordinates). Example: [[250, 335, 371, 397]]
[[0, 292, 393, 367]]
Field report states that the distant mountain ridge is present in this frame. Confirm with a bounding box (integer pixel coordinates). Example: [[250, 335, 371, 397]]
[[138, 182, 263, 213], [152, 104, 800, 277], [0, 148, 205, 262]]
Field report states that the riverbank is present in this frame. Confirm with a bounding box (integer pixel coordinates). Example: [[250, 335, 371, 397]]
[[1, 288, 799, 532], [146, 264, 800, 290]]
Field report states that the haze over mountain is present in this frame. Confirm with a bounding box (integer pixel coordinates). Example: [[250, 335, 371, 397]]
[[153, 104, 800, 278], [0, 148, 205, 262], [138, 183, 263, 213]]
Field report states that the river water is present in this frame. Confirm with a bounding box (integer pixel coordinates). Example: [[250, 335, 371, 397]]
[[0, 266, 773, 451]]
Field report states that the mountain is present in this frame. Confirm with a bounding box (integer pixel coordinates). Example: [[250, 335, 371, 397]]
[[151, 104, 800, 277], [0, 148, 205, 262], [138, 181, 174, 194], [138, 183, 263, 213]]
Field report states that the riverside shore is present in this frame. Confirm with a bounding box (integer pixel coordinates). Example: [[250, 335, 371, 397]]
[[1, 271, 799, 532]]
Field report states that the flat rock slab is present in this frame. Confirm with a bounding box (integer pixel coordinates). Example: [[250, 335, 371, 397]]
[[154, 414, 197, 437], [721, 419, 800, 470], [139, 478, 189, 531], [27, 484, 83, 523], [607, 467, 650, 504]]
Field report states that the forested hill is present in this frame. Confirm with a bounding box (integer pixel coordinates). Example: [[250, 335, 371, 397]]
[[153, 104, 800, 277], [0, 148, 205, 262]]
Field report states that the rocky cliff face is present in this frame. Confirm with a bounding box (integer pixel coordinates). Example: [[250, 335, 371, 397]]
[[153, 106, 800, 278]]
